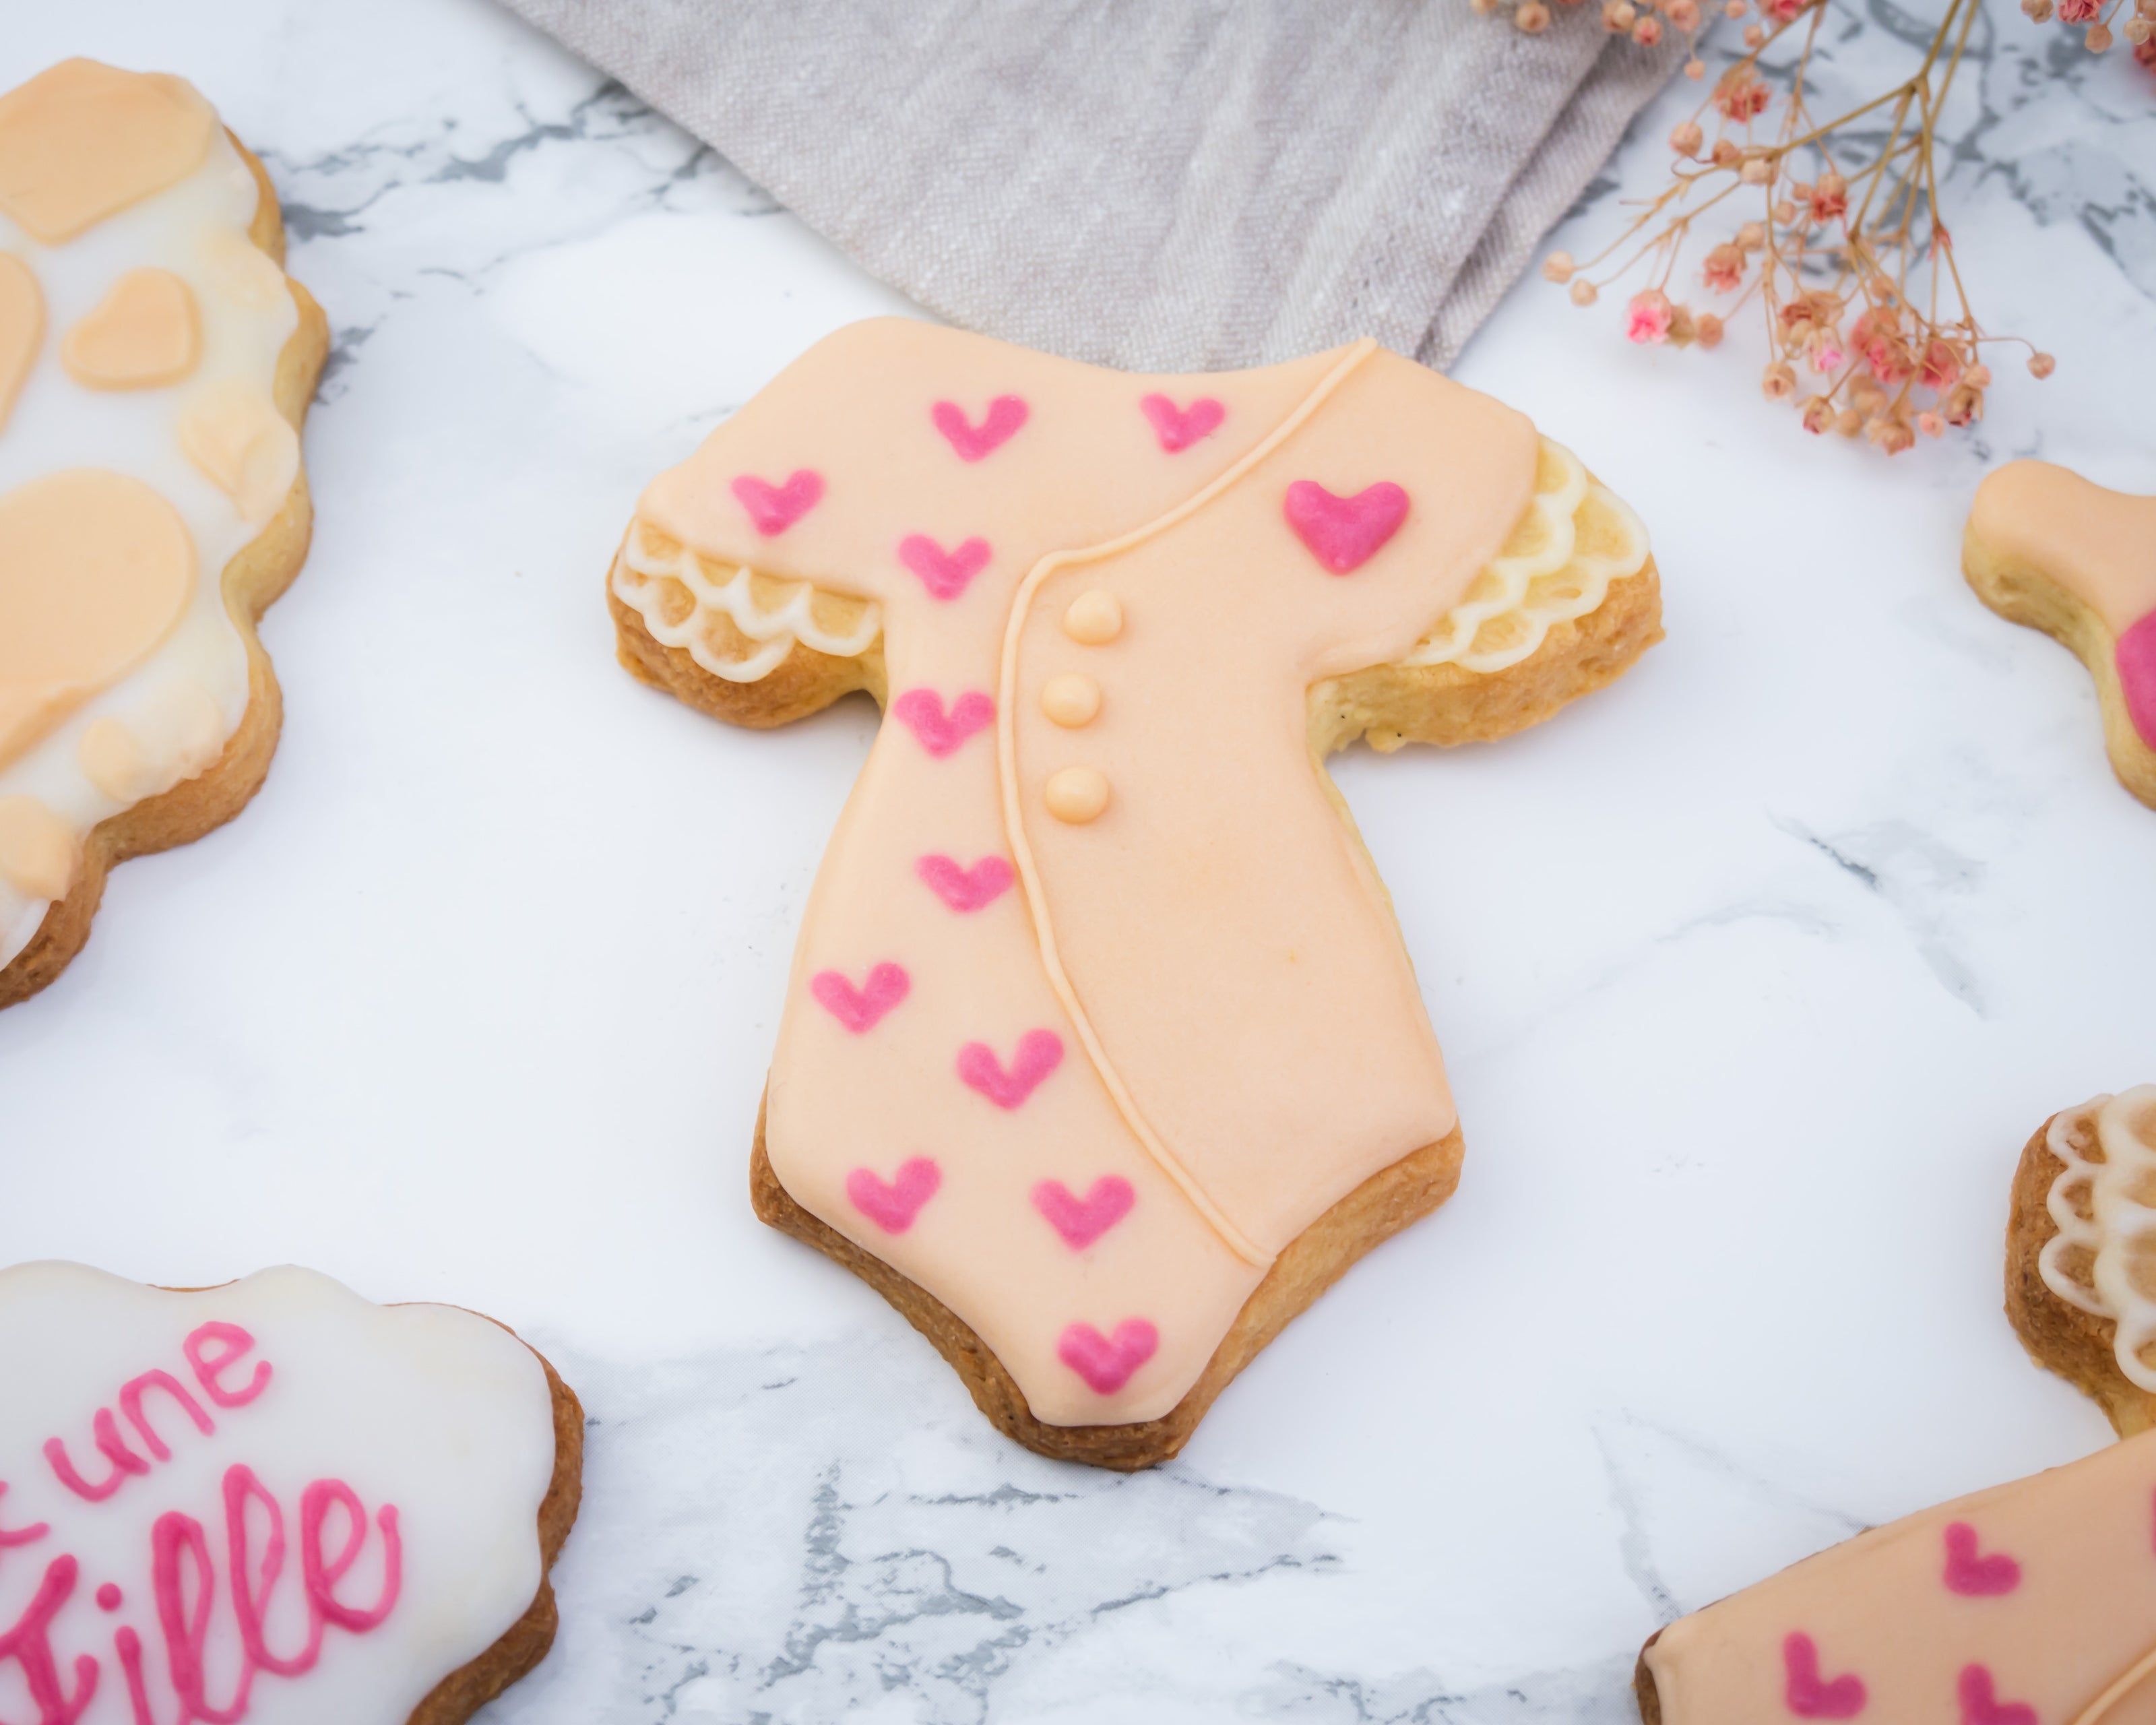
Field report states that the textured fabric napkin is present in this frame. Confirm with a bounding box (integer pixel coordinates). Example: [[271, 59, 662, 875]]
[[497, 0, 1680, 370]]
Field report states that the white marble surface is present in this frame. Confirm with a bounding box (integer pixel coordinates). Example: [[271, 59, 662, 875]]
[[3, 2, 2154, 1719]]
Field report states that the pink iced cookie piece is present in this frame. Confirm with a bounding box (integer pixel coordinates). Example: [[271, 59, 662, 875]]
[[2120, 611, 2156, 752]]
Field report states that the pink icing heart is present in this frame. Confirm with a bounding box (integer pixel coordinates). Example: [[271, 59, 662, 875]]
[[1783, 1633, 1866, 1719], [730, 468, 824, 536], [891, 688, 994, 758], [2120, 610, 2156, 751], [846, 1157, 941, 1234], [1032, 1177, 1135, 1250], [810, 963, 910, 1034], [916, 853, 1013, 913], [1140, 393, 1225, 453], [1283, 478, 1409, 574], [956, 1029, 1063, 1109], [932, 395, 1028, 462], [1942, 1522, 2021, 1596], [1958, 1665, 2036, 1725], [1057, 1319, 1158, 1395], [897, 533, 992, 600]]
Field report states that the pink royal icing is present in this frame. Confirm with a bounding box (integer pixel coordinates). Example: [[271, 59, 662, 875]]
[[898, 534, 992, 601], [914, 853, 1013, 914], [2119, 610, 2156, 751], [1283, 479, 1411, 575], [1056, 1320, 1159, 1395], [1956, 1665, 2035, 1725], [846, 1158, 942, 1234], [810, 963, 910, 1034], [1783, 1633, 1867, 1720], [1139, 394, 1225, 453], [730, 469, 824, 536], [1941, 1522, 2021, 1596], [890, 688, 994, 758], [957, 1030, 1063, 1110], [931, 395, 1028, 462], [1032, 1177, 1135, 1250]]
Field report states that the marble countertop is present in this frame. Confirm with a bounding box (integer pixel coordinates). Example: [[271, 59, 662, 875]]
[[4, 2, 2154, 1720]]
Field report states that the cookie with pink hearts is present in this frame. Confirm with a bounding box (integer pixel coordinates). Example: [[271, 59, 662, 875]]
[[0, 1261, 581, 1725], [608, 317, 1659, 1468], [1965, 461, 2156, 811], [1636, 1086, 2156, 1725]]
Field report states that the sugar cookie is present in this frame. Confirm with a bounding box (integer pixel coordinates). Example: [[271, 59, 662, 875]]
[[609, 319, 1660, 1467], [0, 59, 331, 1006], [1964, 462, 2156, 811], [0, 1261, 581, 1724], [1633, 1087, 2156, 1725]]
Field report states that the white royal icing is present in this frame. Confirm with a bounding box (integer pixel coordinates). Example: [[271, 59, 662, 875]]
[[2039, 1085, 2156, 1392]]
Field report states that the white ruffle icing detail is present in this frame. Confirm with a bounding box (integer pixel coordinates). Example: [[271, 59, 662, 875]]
[[2039, 1085, 2156, 1391]]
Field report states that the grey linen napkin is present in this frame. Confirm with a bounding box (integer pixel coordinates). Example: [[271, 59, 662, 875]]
[[497, 0, 1681, 370]]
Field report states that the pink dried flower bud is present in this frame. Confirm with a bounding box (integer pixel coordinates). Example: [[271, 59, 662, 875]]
[[1917, 411, 1944, 437], [1867, 415, 1916, 456], [1942, 383, 1984, 426], [1635, 14, 1665, 41], [1835, 408, 1863, 438], [1740, 154, 1775, 185], [1737, 221, 1767, 251], [1725, 0, 1745, 11], [1686, 57, 1707, 75], [2140, 0, 2155, 18], [2088, 22, 2114, 48], [1713, 66, 1771, 121], [1697, 312, 1725, 348], [1670, 121, 1705, 155], [1542, 251, 1576, 284], [1626, 289, 1676, 344], [1762, 360, 1798, 400], [1604, 0, 1639, 28], [1713, 139, 1742, 167], [2057, 0, 2098, 20], [1669, 0, 1703, 26], [1744, 22, 1767, 43], [1571, 278, 1600, 307], [1965, 363, 1992, 387], [1472, 0, 1504, 16], [1810, 172, 1848, 221], [2029, 352, 2056, 379], [1702, 243, 1746, 292], [2128, 15, 2153, 40], [1800, 397, 1837, 435], [1920, 339, 1963, 390], [1517, 1, 1554, 30], [1864, 274, 1897, 303], [1773, 199, 1798, 224], [2022, 0, 2054, 17]]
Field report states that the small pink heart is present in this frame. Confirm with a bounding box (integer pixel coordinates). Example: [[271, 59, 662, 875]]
[[1958, 1665, 2036, 1725], [1032, 1177, 1135, 1250], [2119, 610, 2156, 751], [898, 533, 992, 600], [1283, 478, 1409, 574], [730, 468, 823, 536], [846, 1157, 941, 1234], [957, 1029, 1062, 1109], [916, 854, 1013, 913], [1783, 1633, 1866, 1720], [810, 963, 910, 1034], [891, 689, 994, 759], [1140, 393, 1225, 453], [1942, 1522, 2021, 1596], [932, 396, 1028, 462], [1057, 1319, 1158, 1395]]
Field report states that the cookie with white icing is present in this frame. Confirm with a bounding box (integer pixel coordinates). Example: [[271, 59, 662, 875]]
[[0, 59, 331, 1006], [1631, 1090, 2156, 1725], [1964, 462, 2156, 811], [608, 318, 1659, 1468], [0, 1262, 581, 1724]]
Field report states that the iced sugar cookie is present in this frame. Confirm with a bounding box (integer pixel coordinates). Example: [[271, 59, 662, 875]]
[[0, 59, 331, 1005], [0, 1261, 581, 1725], [1632, 1088, 2156, 1725], [1964, 462, 2156, 810], [610, 319, 1659, 1468]]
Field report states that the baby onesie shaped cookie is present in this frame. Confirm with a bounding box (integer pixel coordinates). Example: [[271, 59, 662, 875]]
[[610, 318, 1659, 1467], [0, 59, 331, 1005], [1964, 462, 2156, 811], [0, 1261, 581, 1725], [1635, 1087, 2156, 1725]]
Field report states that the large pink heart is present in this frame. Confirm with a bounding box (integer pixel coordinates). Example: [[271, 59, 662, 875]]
[[2119, 610, 2156, 751], [730, 469, 823, 536], [809, 963, 910, 1034], [1283, 478, 1409, 574], [891, 689, 994, 759], [915, 853, 1013, 913], [846, 1158, 941, 1234], [1783, 1633, 1866, 1719], [1942, 1522, 2020, 1596], [1957, 1665, 2035, 1725], [1139, 393, 1224, 453], [897, 534, 990, 600], [931, 396, 1027, 462], [1057, 1319, 1158, 1395], [1032, 1177, 1135, 1250], [956, 1030, 1062, 1109]]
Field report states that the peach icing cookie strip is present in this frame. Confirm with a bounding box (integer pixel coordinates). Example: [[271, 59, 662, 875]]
[[0, 61, 314, 981], [0, 1261, 579, 1725]]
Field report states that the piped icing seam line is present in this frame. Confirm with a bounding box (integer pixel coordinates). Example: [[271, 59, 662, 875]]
[[2039, 1087, 2156, 1391], [992, 338, 1381, 1270]]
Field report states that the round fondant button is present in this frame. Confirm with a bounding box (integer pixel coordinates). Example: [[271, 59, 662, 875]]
[[1062, 590, 1122, 645], [1040, 673, 1101, 728], [1044, 765, 1110, 824]]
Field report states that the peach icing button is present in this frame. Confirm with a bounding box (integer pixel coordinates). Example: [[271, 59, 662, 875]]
[[0, 470, 196, 772], [179, 378, 299, 525], [0, 253, 42, 437], [1040, 672, 1102, 728], [0, 796, 73, 902], [1062, 590, 1123, 645], [78, 716, 153, 802], [1044, 765, 1110, 824], [0, 60, 216, 244], [198, 227, 289, 315], [61, 268, 199, 390]]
